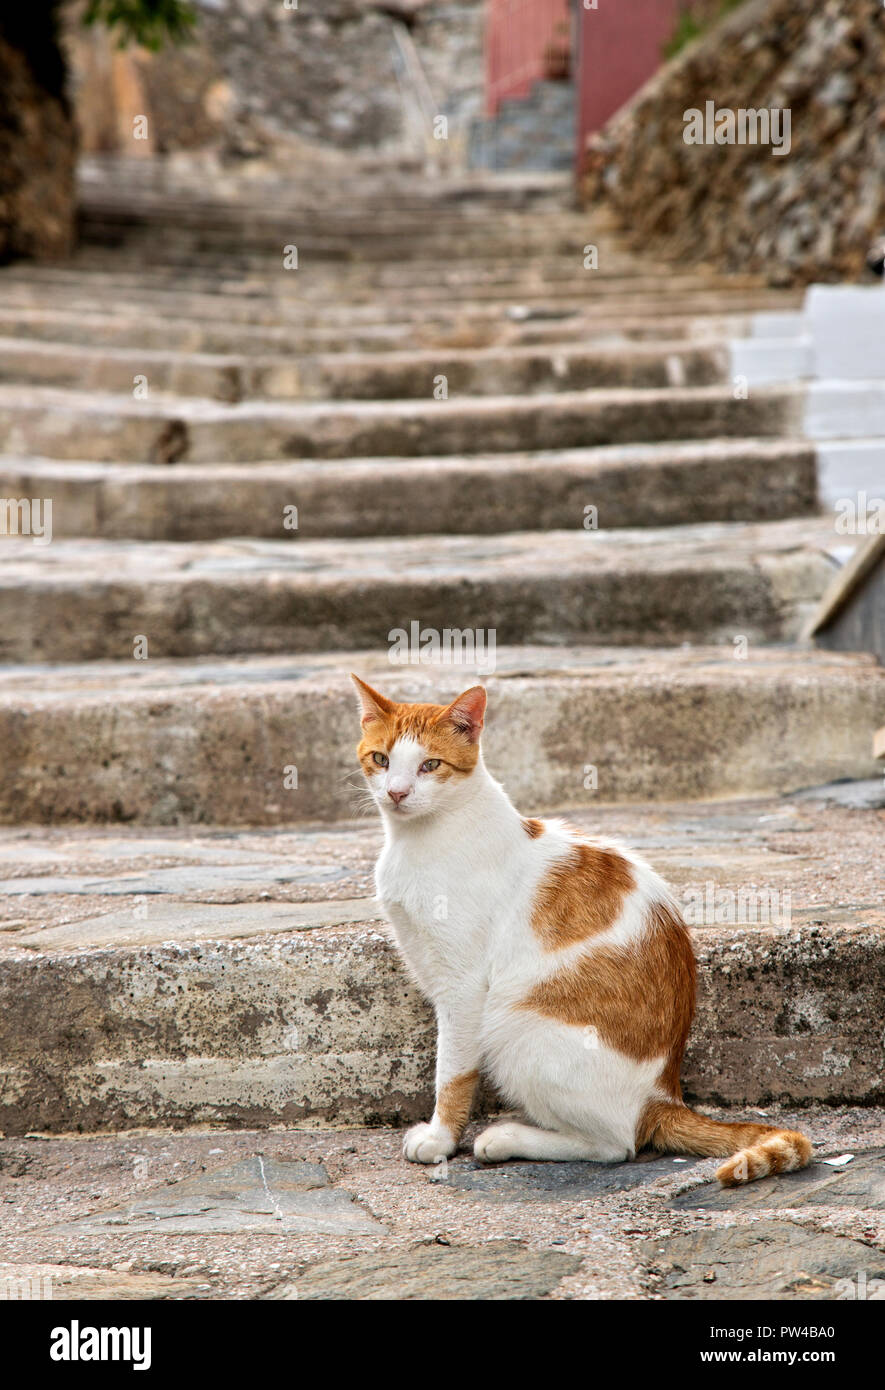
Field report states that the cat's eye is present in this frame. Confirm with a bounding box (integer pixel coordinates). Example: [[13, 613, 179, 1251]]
[[419, 759, 441, 773], [372, 752, 389, 767]]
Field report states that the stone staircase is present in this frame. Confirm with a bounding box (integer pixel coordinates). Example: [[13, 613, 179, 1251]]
[[468, 79, 576, 172], [0, 158, 883, 1137]]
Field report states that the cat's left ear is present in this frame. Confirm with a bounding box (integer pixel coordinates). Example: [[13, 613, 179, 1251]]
[[440, 685, 486, 743]]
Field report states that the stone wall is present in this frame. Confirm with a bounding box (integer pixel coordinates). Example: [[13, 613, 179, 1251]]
[[583, 0, 885, 286], [66, 0, 485, 167]]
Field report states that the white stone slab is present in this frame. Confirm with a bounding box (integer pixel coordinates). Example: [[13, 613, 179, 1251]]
[[730, 335, 813, 384], [807, 284, 885, 379]]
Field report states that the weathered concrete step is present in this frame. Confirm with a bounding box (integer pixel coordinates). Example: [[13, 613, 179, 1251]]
[[0, 276, 801, 327], [0, 383, 802, 462], [0, 337, 731, 400], [0, 303, 755, 356], [0, 254, 690, 293], [0, 646, 881, 825], [0, 520, 843, 661], [77, 158, 576, 206], [0, 439, 818, 540], [0, 260, 770, 303], [82, 221, 603, 265], [0, 792, 881, 1132]]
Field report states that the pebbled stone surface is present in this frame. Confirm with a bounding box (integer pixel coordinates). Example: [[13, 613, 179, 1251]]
[[0, 1111, 882, 1301]]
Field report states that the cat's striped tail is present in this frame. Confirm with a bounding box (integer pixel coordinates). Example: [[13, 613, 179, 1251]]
[[639, 1101, 813, 1186]]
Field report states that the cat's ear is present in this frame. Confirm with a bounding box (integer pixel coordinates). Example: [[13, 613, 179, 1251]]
[[350, 674, 395, 728], [440, 685, 486, 743]]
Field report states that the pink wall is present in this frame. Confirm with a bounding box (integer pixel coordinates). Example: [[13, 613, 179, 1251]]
[[485, 0, 572, 116], [577, 0, 683, 157]]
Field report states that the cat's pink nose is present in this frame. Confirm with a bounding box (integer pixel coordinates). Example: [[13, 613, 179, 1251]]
[[388, 787, 410, 805]]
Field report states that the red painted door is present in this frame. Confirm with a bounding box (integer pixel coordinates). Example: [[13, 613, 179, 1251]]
[[577, 0, 683, 157]]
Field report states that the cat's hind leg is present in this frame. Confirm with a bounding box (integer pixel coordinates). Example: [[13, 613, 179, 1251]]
[[474, 1120, 628, 1164]]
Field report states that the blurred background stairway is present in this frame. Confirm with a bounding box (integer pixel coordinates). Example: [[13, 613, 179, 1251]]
[[0, 154, 882, 1136]]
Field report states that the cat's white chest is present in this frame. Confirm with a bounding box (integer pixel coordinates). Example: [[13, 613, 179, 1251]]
[[375, 838, 491, 996], [377, 844, 465, 942]]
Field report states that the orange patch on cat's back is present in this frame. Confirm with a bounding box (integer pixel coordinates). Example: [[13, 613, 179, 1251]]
[[530, 843, 635, 951], [521, 901, 696, 1097], [522, 817, 545, 839]]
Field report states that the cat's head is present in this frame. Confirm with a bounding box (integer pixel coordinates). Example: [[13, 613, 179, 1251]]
[[351, 674, 486, 823]]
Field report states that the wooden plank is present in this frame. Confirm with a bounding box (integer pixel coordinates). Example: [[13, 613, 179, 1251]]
[[806, 532, 885, 637]]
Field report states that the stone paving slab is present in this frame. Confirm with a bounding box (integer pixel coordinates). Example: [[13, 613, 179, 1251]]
[[0, 1111, 882, 1300], [56, 1156, 382, 1237], [439, 1154, 706, 1202], [267, 1242, 581, 1300], [0, 792, 880, 936], [5, 898, 384, 951], [643, 1221, 885, 1301]]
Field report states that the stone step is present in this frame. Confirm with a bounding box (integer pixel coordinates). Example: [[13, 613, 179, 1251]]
[[0, 276, 799, 326], [77, 156, 575, 204], [0, 336, 732, 400], [0, 646, 880, 826], [0, 439, 817, 540], [0, 253, 687, 289], [0, 520, 842, 662], [0, 303, 756, 355], [0, 383, 802, 462], [1, 256, 772, 296], [0, 791, 881, 1132], [82, 221, 605, 264]]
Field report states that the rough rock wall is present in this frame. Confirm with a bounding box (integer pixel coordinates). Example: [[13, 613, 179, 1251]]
[[67, 0, 484, 166], [0, 22, 76, 261], [583, 0, 885, 286]]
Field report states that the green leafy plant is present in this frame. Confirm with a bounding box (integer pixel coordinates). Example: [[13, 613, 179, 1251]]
[[82, 0, 197, 51], [664, 0, 746, 61]]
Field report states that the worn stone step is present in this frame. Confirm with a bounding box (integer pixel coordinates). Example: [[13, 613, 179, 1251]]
[[0, 254, 691, 292], [0, 646, 881, 826], [0, 439, 818, 540], [0, 383, 802, 462], [0, 519, 842, 662], [0, 257, 775, 302], [0, 303, 755, 355], [0, 275, 801, 326], [0, 791, 882, 1132], [0, 337, 731, 400]]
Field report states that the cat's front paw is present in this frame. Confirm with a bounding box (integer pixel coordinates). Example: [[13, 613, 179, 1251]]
[[403, 1122, 456, 1165]]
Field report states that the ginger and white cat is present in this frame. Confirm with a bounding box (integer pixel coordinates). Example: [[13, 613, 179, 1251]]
[[352, 675, 812, 1186]]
